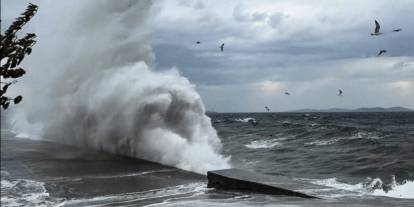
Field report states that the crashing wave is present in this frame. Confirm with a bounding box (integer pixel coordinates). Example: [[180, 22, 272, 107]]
[[308, 176, 414, 199], [1, 171, 64, 206], [10, 0, 229, 174]]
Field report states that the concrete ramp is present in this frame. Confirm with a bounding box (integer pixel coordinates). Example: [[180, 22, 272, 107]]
[[207, 169, 327, 198]]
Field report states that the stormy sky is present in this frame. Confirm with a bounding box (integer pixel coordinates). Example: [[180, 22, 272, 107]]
[[3, 0, 414, 112]]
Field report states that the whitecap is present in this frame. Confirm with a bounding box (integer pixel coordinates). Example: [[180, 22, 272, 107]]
[[304, 139, 339, 146], [62, 182, 207, 206], [233, 118, 255, 123], [305, 131, 382, 146], [351, 131, 381, 139], [307, 176, 414, 199], [245, 139, 282, 149], [1, 171, 64, 207], [372, 179, 414, 199]]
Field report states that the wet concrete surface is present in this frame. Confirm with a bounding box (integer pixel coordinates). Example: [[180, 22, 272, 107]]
[[1, 130, 205, 200]]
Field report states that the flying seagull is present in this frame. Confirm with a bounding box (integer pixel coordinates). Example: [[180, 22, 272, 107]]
[[371, 20, 382, 36], [284, 92, 291, 96], [0, 80, 18, 96], [377, 50, 387, 56], [219, 43, 224, 52], [393, 29, 402, 32], [337, 89, 343, 96], [196, 41, 201, 44], [265, 106, 270, 112]]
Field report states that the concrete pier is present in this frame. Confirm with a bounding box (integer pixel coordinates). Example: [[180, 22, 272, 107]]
[[208, 169, 328, 198]]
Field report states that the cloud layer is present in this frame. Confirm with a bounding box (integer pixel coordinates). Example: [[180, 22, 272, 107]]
[[152, 0, 414, 111], [3, 0, 414, 112]]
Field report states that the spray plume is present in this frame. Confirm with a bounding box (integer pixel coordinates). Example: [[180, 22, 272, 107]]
[[11, 0, 230, 174]]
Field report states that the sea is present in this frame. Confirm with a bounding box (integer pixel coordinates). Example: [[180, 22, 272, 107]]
[[212, 112, 414, 199], [1, 112, 414, 206]]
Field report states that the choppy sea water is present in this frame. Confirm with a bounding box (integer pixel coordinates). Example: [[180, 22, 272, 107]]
[[1, 112, 414, 206], [212, 112, 414, 200]]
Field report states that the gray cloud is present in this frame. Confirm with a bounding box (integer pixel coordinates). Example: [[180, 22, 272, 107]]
[[152, 0, 414, 111], [178, 0, 205, 10], [3, 0, 414, 111]]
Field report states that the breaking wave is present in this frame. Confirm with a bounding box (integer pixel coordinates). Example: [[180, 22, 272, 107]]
[[1, 171, 63, 206], [11, 0, 229, 174], [245, 139, 283, 149], [309, 177, 414, 199], [371, 180, 414, 199], [61, 182, 207, 207], [304, 131, 383, 146], [233, 118, 256, 123]]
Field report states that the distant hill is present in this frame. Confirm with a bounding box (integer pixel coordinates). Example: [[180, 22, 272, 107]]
[[353, 107, 413, 112], [289, 107, 413, 113], [291, 108, 348, 113]]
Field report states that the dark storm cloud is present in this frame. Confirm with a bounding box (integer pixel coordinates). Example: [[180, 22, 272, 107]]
[[3, 0, 414, 111], [152, 0, 414, 111]]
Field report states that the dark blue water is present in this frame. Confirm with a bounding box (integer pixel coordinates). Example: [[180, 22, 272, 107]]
[[210, 112, 414, 194]]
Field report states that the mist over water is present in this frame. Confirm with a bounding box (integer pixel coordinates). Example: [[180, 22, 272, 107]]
[[11, 0, 229, 174]]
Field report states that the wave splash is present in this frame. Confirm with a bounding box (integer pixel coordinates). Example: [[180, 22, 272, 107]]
[[11, 0, 229, 174], [1, 171, 63, 206], [245, 138, 284, 149], [309, 177, 414, 199]]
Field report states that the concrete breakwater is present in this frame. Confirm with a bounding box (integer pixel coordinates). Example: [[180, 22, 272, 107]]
[[1, 131, 205, 205], [207, 169, 326, 198]]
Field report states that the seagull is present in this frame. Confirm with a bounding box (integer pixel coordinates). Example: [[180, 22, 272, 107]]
[[284, 92, 291, 96], [14, 95, 22, 104], [377, 50, 387, 56], [371, 20, 382, 36], [0, 80, 18, 96], [219, 43, 224, 52], [392, 29, 402, 32], [337, 89, 343, 96], [265, 106, 270, 112], [196, 41, 201, 44]]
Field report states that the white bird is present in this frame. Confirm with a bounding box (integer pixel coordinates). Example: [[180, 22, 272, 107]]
[[370, 20, 402, 35], [337, 89, 343, 96], [219, 43, 224, 52], [377, 50, 387, 56], [371, 20, 382, 36]]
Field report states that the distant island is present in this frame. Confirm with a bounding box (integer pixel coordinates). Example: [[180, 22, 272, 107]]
[[289, 107, 413, 113]]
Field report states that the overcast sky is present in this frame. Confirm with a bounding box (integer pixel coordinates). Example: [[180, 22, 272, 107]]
[[3, 0, 414, 112]]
